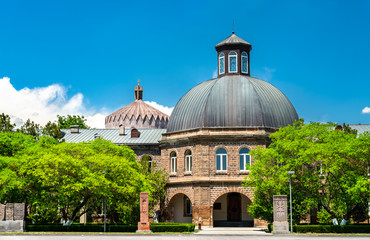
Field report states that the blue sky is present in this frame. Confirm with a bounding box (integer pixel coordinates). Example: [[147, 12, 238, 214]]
[[1, 0, 369, 128]]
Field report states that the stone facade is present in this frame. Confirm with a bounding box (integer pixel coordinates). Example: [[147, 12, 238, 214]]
[[158, 127, 273, 227]]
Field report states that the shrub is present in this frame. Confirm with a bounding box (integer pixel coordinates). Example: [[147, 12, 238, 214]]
[[294, 225, 370, 233], [317, 209, 332, 225], [26, 223, 137, 232], [150, 223, 195, 232]]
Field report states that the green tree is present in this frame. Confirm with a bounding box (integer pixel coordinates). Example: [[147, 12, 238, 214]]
[[42, 121, 63, 140], [17, 119, 40, 138], [0, 113, 15, 132], [0, 133, 167, 224], [57, 115, 89, 129], [244, 120, 370, 223]]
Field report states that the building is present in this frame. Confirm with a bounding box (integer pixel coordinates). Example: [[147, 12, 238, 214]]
[[61, 32, 369, 227]]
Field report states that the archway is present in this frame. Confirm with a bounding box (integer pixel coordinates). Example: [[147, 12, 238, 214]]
[[213, 192, 253, 227], [168, 193, 193, 223]]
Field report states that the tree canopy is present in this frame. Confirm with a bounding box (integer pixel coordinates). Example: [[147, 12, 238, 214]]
[[0, 132, 166, 224], [57, 115, 90, 129], [244, 120, 370, 223], [0, 113, 15, 132]]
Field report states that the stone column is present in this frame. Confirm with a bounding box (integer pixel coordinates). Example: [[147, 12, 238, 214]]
[[137, 192, 151, 232], [272, 195, 289, 234]]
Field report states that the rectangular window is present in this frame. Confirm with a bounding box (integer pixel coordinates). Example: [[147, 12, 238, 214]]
[[216, 155, 221, 171], [229, 57, 237, 72], [185, 155, 192, 172], [220, 58, 225, 74], [171, 157, 177, 173], [216, 154, 227, 171], [239, 154, 251, 170]]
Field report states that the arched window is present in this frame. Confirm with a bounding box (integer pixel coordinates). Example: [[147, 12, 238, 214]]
[[185, 150, 192, 172], [239, 148, 251, 170], [228, 51, 237, 73], [242, 52, 248, 74], [219, 53, 225, 74], [170, 152, 177, 173], [216, 148, 227, 171], [141, 155, 152, 172]]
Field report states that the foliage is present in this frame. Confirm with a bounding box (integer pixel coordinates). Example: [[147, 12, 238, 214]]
[[57, 115, 89, 129], [150, 223, 195, 232], [317, 208, 332, 225], [26, 223, 138, 232], [17, 119, 41, 138], [0, 113, 15, 132], [0, 133, 167, 224], [244, 119, 370, 223], [42, 121, 63, 140], [294, 224, 370, 233]]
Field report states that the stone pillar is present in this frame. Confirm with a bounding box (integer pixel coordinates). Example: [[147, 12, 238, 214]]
[[272, 195, 289, 234], [0, 203, 25, 232], [137, 192, 151, 232], [193, 205, 212, 226], [0, 204, 5, 221], [5, 203, 14, 221]]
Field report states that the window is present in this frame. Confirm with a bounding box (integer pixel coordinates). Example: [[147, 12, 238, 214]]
[[141, 155, 152, 172], [229, 51, 237, 73], [185, 150, 192, 172], [216, 148, 227, 171], [184, 196, 192, 216], [131, 128, 139, 138], [242, 52, 248, 74], [239, 148, 251, 170], [170, 152, 177, 173], [219, 53, 225, 74]]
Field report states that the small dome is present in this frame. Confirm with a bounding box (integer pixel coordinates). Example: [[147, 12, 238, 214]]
[[167, 75, 298, 133], [105, 82, 169, 129]]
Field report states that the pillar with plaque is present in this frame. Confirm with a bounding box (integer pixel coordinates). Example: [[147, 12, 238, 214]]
[[137, 192, 151, 232]]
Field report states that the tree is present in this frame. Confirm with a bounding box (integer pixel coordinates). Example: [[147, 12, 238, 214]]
[[244, 120, 370, 223], [0, 113, 15, 132], [57, 115, 89, 129], [42, 121, 63, 140], [0, 133, 167, 224], [17, 119, 41, 138]]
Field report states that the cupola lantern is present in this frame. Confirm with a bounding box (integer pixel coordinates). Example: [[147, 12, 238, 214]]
[[215, 32, 252, 77]]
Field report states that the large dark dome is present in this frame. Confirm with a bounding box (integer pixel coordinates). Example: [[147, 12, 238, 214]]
[[167, 75, 298, 133]]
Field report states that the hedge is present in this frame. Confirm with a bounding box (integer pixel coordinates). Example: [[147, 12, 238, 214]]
[[150, 223, 195, 232], [26, 223, 137, 232], [294, 225, 370, 233], [26, 222, 195, 232]]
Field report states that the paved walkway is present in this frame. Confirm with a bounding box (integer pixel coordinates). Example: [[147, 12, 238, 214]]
[[195, 227, 271, 235]]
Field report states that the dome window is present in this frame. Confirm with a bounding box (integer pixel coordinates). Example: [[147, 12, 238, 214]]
[[228, 51, 237, 73], [219, 53, 225, 75], [216, 148, 227, 171], [185, 150, 192, 172], [242, 52, 248, 74], [170, 152, 177, 173], [239, 148, 251, 170]]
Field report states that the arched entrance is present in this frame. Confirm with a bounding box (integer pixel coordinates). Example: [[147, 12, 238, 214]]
[[213, 192, 253, 227], [168, 193, 193, 223]]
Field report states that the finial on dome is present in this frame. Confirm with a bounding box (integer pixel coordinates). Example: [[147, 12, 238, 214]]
[[134, 80, 143, 100]]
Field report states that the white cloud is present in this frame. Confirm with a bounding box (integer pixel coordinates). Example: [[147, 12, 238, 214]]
[[254, 67, 276, 82], [212, 70, 217, 78], [0, 77, 107, 128], [144, 101, 174, 116], [362, 107, 370, 114]]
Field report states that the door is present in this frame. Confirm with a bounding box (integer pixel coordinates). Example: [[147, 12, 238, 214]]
[[227, 193, 241, 221]]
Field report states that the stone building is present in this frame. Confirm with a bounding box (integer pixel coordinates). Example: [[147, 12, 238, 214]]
[[160, 32, 298, 227], [62, 32, 302, 227]]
